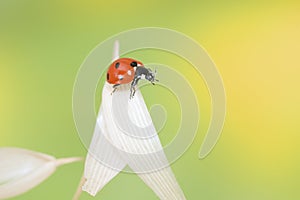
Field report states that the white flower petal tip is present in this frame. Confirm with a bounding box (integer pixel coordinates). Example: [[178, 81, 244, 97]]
[[0, 147, 83, 199], [112, 40, 119, 61]]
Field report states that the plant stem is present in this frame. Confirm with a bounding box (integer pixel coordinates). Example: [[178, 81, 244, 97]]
[[72, 174, 86, 200], [55, 157, 83, 166]]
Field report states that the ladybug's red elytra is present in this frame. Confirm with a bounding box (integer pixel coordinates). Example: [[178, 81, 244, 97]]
[[106, 57, 158, 98], [106, 58, 143, 85]]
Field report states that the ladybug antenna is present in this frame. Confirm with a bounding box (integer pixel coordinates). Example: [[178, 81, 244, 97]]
[[149, 68, 159, 84]]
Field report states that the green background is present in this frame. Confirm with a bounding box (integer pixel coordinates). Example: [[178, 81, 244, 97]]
[[1, 0, 299, 199]]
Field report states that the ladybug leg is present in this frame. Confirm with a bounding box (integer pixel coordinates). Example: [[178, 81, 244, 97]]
[[130, 86, 136, 99], [130, 83, 136, 99], [133, 87, 137, 96], [130, 77, 140, 99], [111, 84, 120, 95]]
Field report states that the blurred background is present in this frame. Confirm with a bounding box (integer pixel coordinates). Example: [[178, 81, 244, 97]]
[[0, 0, 299, 199]]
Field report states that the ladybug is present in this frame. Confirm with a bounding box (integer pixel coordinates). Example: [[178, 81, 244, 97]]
[[106, 58, 142, 89], [106, 57, 158, 98]]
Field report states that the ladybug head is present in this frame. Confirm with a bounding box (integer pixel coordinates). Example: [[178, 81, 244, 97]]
[[145, 68, 159, 84]]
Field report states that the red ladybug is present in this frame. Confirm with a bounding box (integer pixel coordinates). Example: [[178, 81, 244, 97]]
[[106, 57, 158, 98], [106, 58, 143, 90]]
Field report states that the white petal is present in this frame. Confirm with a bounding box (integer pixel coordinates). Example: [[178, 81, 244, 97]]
[[0, 147, 82, 199], [82, 106, 126, 196], [103, 83, 186, 199], [83, 83, 186, 199]]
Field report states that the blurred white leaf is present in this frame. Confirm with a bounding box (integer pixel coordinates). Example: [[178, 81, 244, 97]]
[[0, 147, 82, 199]]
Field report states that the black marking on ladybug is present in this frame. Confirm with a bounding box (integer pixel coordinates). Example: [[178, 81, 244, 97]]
[[115, 62, 120, 69], [130, 61, 137, 67], [106, 73, 109, 80]]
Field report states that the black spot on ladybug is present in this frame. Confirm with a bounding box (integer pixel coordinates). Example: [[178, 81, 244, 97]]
[[106, 73, 109, 80], [130, 61, 137, 67], [115, 62, 120, 69]]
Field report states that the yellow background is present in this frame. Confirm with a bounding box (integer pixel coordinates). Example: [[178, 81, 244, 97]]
[[1, 1, 299, 199]]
